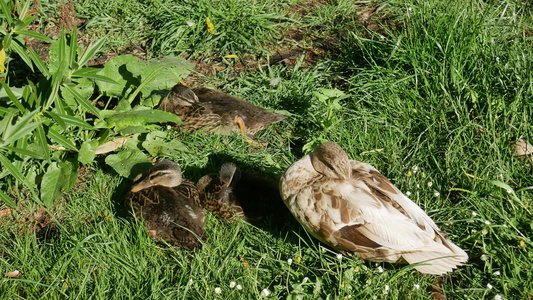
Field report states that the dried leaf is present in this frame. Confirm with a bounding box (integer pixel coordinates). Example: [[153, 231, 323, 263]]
[[430, 281, 446, 300], [4, 270, 23, 278], [95, 136, 133, 155], [0, 208, 13, 219], [513, 139, 533, 157]]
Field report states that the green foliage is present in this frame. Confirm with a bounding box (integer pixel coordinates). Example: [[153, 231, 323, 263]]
[[0, 2, 193, 207], [150, 0, 289, 57]]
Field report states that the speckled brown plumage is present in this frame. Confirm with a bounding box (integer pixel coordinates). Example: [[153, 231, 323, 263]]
[[125, 160, 205, 249], [280, 142, 468, 275], [159, 83, 286, 135], [197, 162, 289, 225]]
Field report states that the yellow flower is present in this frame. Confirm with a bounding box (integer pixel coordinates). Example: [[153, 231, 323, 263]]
[[206, 17, 216, 34]]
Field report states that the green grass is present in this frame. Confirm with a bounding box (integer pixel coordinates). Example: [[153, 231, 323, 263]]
[[2, 0, 533, 299]]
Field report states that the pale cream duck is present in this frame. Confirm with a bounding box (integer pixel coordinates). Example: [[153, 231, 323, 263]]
[[280, 142, 468, 275]]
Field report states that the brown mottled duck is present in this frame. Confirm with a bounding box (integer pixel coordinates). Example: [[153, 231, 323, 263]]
[[125, 160, 205, 249], [159, 83, 286, 139], [197, 162, 289, 225]]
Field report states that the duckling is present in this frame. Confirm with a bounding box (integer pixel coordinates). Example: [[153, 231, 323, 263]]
[[197, 162, 289, 225], [125, 160, 205, 249], [280, 142, 468, 275], [159, 83, 286, 137]]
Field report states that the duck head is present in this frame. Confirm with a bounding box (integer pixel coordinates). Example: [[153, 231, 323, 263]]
[[131, 160, 183, 193], [311, 142, 351, 180]]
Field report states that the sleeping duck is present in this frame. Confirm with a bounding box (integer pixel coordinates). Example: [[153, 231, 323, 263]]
[[159, 83, 286, 137], [197, 162, 289, 225], [280, 142, 468, 275], [125, 160, 205, 249]]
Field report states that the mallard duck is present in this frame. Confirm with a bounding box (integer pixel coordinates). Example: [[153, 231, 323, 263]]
[[197, 162, 289, 225], [280, 142, 468, 275], [125, 160, 205, 249], [159, 83, 286, 137]]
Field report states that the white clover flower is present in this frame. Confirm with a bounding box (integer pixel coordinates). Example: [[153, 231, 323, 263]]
[[189, 279, 193, 283], [384, 285, 389, 294], [494, 294, 502, 300], [377, 266, 384, 273], [506, 189, 512, 194], [482, 229, 488, 235], [215, 287, 222, 294], [230, 281, 236, 288], [167, 125, 172, 130], [406, 191, 412, 196], [428, 182, 433, 187], [472, 211, 478, 216], [412, 165, 419, 173], [416, 184, 420, 189], [336, 253, 343, 260], [493, 271, 501, 276], [434, 190, 440, 197], [269, 77, 281, 87], [414, 284, 420, 289], [303, 277, 309, 283], [498, 173, 503, 178], [487, 283, 493, 289], [408, 7, 413, 11], [236, 284, 243, 290], [485, 220, 491, 225], [471, 229, 477, 233], [261, 288, 270, 297], [287, 258, 293, 266]]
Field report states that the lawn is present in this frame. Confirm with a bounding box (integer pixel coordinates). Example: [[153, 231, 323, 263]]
[[1, 0, 532, 299]]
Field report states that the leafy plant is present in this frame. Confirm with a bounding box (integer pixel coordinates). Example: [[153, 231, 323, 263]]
[[0, 2, 194, 207]]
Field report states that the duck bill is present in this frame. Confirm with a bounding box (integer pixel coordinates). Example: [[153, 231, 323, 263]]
[[130, 177, 152, 193]]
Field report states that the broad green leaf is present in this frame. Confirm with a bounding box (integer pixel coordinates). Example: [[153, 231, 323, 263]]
[[40, 162, 64, 207], [10, 40, 33, 71], [35, 123, 51, 162], [60, 158, 78, 192], [0, 0, 13, 25], [0, 190, 16, 208], [28, 47, 50, 77], [126, 69, 159, 103], [2, 111, 41, 147], [0, 80, 25, 112], [0, 152, 38, 200], [48, 128, 78, 152], [18, 30, 52, 43], [78, 141, 96, 164], [142, 131, 188, 156], [2, 146, 44, 159], [105, 149, 151, 178], [61, 84, 101, 118], [51, 112, 95, 130], [102, 106, 181, 130], [71, 68, 117, 83], [69, 27, 78, 69], [119, 126, 150, 135], [126, 55, 194, 97], [96, 55, 140, 97], [48, 37, 70, 74], [78, 37, 106, 67], [45, 111, 67, 129]]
